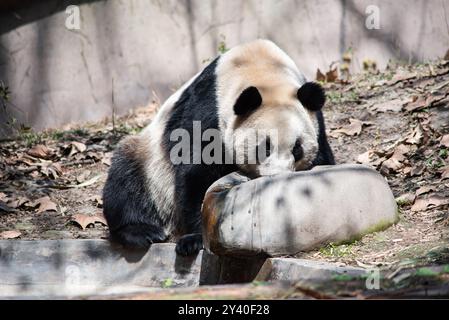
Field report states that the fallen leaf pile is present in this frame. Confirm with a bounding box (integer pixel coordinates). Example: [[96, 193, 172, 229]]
[[0, 105, 158, 239], [325, 62, 449, 217]]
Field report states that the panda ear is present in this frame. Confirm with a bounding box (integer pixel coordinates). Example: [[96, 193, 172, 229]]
[[297, 82, 326, 111], [233, 86, 262, 116]]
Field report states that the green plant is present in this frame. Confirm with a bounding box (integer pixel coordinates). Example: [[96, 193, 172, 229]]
[[425, 156, 445, 169], [162, 278, 174, 288], [20, 131, 43, 147], [0, 80, 10, 106], [396, 198, 412, 207], [217, 34, 229, 54], [326, 91, 343, 104], [319, 242, 358, 258]]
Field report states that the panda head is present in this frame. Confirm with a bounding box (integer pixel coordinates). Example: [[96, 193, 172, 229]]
[[225, 82, 325, 177]]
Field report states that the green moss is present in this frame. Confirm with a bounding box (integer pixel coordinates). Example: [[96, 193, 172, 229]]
[[345, 216, 398, 245], [396, 198, 411, 207], [415, 267, 439, 277], [332, 274, 355, 282]]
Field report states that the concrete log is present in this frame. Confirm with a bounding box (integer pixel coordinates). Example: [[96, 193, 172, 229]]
[[202, 164, 398, 256]]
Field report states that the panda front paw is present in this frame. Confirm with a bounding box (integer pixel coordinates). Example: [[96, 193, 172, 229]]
[[175, 233, 203, 256]]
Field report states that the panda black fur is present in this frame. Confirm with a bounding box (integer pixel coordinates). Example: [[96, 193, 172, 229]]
[[103, 40, 335, 256]]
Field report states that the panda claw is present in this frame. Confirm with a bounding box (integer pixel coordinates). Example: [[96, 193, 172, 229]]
[[175, 233, 203, 256]]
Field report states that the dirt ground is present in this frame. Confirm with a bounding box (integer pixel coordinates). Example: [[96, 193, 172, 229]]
[[1, 59, 449, 276]]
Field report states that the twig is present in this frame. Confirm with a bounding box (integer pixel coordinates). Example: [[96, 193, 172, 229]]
[[112, 77, 116, 134]]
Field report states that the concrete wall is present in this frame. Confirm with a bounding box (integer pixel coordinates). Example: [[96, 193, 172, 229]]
[[0, 0, 448, 134]]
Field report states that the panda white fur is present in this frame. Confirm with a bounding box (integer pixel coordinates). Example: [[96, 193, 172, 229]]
[[103, 39, 335, 256]]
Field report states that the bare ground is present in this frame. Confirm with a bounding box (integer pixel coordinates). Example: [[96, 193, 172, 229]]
[[1, 60, 449, 278]]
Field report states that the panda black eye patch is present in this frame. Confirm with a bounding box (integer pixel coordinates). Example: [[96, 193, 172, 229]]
[[297, 82, 326, 111], [292, 138, 303, 162], [233, 86, 263, 116]]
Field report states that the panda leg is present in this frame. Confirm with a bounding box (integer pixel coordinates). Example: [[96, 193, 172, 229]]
[[174, 173, 205, 256], [175, 201, 203, 256], [111, 223, 168, 248], [103, 142, 168, 249]]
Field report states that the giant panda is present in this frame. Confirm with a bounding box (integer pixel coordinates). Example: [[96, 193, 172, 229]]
[[103, 39, 335, 256]]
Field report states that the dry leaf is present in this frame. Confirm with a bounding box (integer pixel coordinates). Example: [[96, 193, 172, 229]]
[[71, 213, 107, 230], [370, 99, 407, 113], [402, 166, 411, 175], [34, 196, 58, 213], [7, 196, 29, 209], [41, 162, 63, 179], [326, 68, 338, 82], [380, 144, 410, 173], [356, 150, 373, 164], [410, 164, 425, 177], [404, 92, 448, 112], [411, 195, 449, 212], [440, 135, 449, 148], [387, 70, 417, 85], [415, 186, 434, 196], [330, 119, 369, 137], [69, 141, 87, 156], [441, 166, 449, 180], [0, 230, 22, 239], [405, 125, 423, 145], [417, 78, 436, 89], [371, 155, 387, 167], [27, 145, 52, 159], [381, 158, 403, 173], [316, 69, 326, 82]]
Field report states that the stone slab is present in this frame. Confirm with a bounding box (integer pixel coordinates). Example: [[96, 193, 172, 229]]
[[0, 240, 202, 297], [255, 258, 366, 282]]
